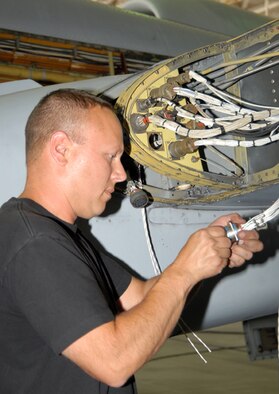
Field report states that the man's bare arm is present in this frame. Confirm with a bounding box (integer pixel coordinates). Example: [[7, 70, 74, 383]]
[[62, 217, 263, 387]]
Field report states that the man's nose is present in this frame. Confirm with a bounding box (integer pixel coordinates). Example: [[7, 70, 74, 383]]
[[114, 161, 127, 183]]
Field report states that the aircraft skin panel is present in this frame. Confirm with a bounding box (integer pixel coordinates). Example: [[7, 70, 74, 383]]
[[0, 80, 41, 96], [183, 253, 279, 330], [0, 0, 232, 57], [90, 189, 279, 330], [122, 0, 271, 37], [92, 185, 279, 277]]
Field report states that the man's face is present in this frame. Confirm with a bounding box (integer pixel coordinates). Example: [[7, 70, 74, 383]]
[[67, 106, 127, 219]]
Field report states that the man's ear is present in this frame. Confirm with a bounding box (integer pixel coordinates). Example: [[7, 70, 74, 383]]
[[49, 131, 71, 165]]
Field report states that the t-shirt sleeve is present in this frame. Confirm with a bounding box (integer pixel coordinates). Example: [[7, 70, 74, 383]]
[[9, 234, 131, 355], [99, 250, 132, 298]]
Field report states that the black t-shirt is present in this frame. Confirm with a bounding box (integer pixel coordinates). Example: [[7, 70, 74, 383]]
[[0, 198, 137, 393]]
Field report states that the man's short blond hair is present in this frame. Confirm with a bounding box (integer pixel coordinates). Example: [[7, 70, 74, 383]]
[[25, 89, 113, 162]]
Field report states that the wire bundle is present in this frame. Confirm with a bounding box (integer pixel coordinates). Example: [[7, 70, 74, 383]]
[[241, 198, 279, 231], [148, 68, 279, 149]]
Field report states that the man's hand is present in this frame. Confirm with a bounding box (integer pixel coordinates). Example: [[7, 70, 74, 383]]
[[173, 225, 232, 285], [210, 213, 264, 268]]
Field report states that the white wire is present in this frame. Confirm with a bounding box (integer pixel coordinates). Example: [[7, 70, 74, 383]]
[[186, 336, 209, 364], [241, 198, 279, 231], [194, 132, 279, 148], [188, 70, 279, 110], [141, 205, 211, 362], [148, 114, 222, 138], [174, 86, 222, 106], [174, 86, 279, 120], [148, 113, 279, 143], [154, 85, 279, 143], [141, 207, 161, 276]]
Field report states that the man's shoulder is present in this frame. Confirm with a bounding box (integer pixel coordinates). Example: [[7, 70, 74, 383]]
[[0, 197, 63, 236], [0, 198, 74, 267]]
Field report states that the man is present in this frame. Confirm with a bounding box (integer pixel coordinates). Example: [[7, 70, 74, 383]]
[[0, 89, 263, 393]]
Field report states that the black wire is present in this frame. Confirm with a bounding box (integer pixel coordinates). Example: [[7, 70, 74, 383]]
[[229, 121, 279, 138]]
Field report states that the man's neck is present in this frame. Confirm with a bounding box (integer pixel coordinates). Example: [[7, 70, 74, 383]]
[[19, 187, 76, 224]]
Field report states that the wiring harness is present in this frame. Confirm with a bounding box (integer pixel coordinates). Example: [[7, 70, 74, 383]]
[[225, 197, 279, 242], [117, 20, 279, 204], [148, 69, 279, 150]]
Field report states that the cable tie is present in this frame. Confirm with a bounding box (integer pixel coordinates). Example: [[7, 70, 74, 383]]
[[254, 216, 268, 229]]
